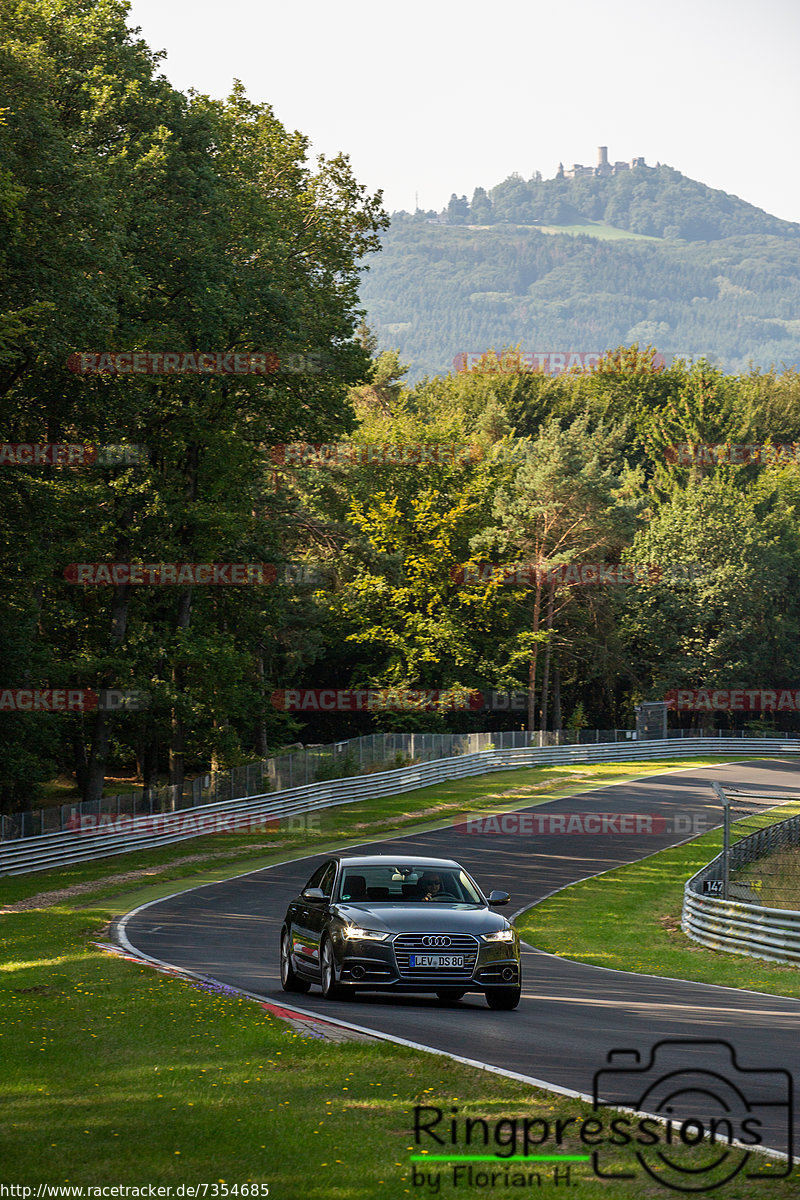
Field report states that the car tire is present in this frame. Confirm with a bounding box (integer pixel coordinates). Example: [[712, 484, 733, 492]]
[[436, 989, 466, 1003], [280, 929, 310, 994], [320, 936, 343, 1000], [485, 987, 521, 1011]]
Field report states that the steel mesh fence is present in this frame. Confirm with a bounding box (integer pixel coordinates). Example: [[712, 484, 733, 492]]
[[0, 724, 787, 842]]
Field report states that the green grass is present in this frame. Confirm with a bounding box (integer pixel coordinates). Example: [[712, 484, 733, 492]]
[[517, 801, 800, 996], [535, 221, 660, 241], [466, 220, 660, 241], [731, 843, 800, 910], [3, 753, 797, 1194], [0, 757, 739, 911], [2, 905, 797, 1195]]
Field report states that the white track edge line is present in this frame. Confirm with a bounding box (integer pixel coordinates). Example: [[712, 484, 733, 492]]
[[111, 758, 741, 915], [113, 758, 797, 1164], [112, 922, 792, 1164]]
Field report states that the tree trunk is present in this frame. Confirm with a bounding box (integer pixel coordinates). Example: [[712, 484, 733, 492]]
[[552, 666, 562, 731], [83, 522, 131, 804], [169, 443, 199, 800], [254, 649, 268, 757], [527, 582, 543, 734], [540, 585, 555, 731], [136, 734, 158, 792], [169, 586, 192, 800]]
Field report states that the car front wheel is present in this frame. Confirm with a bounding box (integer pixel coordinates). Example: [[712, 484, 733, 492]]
[[320, 936, 343, 1000], [485, 987, 521, 1011], [280, 929, 310, 994]]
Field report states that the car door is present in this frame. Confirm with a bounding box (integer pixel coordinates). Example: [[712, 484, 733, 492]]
[[291, 860, 335, 973], [302, 860, 337, 974]]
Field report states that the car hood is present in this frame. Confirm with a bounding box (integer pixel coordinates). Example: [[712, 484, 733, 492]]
[[332, 903, 509, 935]]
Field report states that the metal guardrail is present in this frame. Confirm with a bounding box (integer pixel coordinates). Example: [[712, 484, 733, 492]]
[[3, 735, 799, 877], [683, 809, 800, 965], [2, 729, 514, 842], [0, 724, 763, 842]]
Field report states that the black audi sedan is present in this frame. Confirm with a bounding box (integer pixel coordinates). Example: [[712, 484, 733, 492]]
[[279, 854, 521, 1009]]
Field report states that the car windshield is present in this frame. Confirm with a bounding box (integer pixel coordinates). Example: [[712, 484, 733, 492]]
[[338, 865, 483, 904]]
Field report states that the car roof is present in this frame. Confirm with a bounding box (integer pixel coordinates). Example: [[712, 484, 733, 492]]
[[335, 854, 462, 869]]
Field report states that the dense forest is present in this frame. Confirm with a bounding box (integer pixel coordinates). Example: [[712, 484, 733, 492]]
[[450, 166, 799, 240], [359, 168, 800, 380], [4, 3, 800, 813]]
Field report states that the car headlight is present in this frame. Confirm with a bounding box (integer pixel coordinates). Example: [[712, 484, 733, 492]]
[[343, 924, 390, 941], [482, 928, 515, 943]]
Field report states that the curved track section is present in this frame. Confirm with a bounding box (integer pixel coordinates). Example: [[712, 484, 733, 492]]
[[119, 760, 800, 1153]]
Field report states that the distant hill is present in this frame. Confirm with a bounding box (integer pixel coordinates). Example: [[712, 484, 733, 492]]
[[358, 164, 800, 381], [462, 164, 799, 241]]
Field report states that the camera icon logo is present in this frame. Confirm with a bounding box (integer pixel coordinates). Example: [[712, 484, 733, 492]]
[[592, 1038, 792, 1193]]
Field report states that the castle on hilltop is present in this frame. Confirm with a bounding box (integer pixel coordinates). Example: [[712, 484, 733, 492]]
[[557, 147, 647, 180]]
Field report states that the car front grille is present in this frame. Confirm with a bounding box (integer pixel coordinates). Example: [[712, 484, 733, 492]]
[[393, 932, 479, 979]]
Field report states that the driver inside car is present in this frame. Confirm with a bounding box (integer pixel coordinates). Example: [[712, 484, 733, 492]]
[[416, 871, 443, 900]]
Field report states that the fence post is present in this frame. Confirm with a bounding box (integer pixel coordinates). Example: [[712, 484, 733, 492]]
[[712, 782, 731, 900]]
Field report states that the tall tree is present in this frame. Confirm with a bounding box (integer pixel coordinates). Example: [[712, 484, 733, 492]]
[[472, 413, 638, 731]]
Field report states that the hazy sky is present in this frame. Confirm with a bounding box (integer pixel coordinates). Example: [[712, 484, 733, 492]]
[[127, 0, 800, 223]]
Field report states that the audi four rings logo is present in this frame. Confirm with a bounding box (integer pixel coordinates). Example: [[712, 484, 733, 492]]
[[421, 935, 452, 947]]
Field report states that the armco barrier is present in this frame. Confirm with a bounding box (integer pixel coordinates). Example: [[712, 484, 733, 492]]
[[682, 809, 800, 965], [3, 736, 799, 877], [0, 726, 748, 842]]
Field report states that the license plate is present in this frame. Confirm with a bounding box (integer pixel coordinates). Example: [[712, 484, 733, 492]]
[[409, 954, 464, 968]]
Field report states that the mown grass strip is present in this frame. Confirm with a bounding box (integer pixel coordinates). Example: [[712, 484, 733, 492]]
[[516, 802, 800, 997], [3, 904, 798, 1196], [0, 756, 741, 912]]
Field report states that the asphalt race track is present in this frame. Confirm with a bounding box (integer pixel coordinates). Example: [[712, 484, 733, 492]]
[[119, 759, 800, 1158]]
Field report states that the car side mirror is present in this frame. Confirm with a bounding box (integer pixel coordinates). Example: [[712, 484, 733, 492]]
[[487, 889, 510, 906], [303, 887, 326, 901]]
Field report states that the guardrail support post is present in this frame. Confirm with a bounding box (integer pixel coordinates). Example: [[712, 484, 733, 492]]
[[712, 782, 731, 900]]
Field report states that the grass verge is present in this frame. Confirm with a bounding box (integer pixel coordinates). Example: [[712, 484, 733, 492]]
[[517, 801, 800, 997], [2, 905, 797, 1195], [0, 757, 739, 912]]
